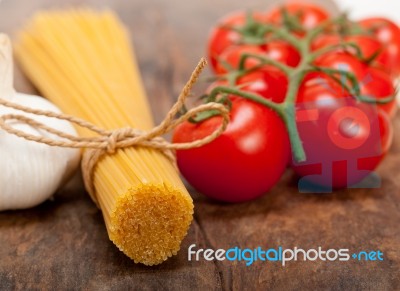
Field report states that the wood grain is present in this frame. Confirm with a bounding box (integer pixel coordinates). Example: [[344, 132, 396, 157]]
[[0, 0, 399, 290]]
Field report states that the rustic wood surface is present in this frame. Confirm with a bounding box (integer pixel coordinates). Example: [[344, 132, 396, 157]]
[[0, 0, 399, 290]]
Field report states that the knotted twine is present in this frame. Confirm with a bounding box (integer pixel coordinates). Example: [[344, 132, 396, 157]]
[[0, 58, 230, 205]]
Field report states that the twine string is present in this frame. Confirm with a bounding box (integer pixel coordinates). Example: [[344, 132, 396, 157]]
[[0, 58, 230, 204]]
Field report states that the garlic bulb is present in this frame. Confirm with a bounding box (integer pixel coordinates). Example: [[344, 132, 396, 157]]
[[0, 34, 81, 211]]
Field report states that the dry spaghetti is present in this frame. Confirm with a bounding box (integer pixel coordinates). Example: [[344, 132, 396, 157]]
[[14, 10, 228, 265]]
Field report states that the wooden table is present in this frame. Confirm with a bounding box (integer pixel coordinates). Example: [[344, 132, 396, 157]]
[[0, 0, 399, 290]]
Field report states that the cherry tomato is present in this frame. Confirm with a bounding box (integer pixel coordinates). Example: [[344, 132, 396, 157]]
[[311, 34, 340, 52], [293, 75, 393, 189], [314, 52, 366, 98], [360, 67, 397, 117], [315, 52, 366, 77], [266, 40, 301, 67], [316, 53, 396, 117], [359, 17, 400, 76], [265, 2, 330, 34], [236, 68, 288, 103], [312, 35, 391, 72], [215, 45, 267, 75], [173, 98, 290, 203], [208, 67, 288, 103], [207, 11, 266, 71], [297, 73, 350, 105], [215, 40, 300, 75]]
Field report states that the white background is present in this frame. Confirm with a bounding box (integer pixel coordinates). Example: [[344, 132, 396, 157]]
[[335, 0, 400, 24]]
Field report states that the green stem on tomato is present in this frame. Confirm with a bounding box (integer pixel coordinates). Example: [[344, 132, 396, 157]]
[[357, 93, 397, 104], [208, 77, 307, 162], [305, 14, 348, 43], [281, 8, 306, 35], [308, 66, 361, 95], [237, 52, 293, 74], [282, 105, 305, 162], [273, 26, 304, 52], [281, 68, 308, 162], [310, 42, 364, 60], [208, 85, 284, 114], [225, 22, 314, 162]]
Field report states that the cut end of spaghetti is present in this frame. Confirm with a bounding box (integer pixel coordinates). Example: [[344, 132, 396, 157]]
[[108, 183, 194, 266]]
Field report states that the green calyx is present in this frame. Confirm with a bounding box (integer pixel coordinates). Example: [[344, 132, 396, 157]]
[[226, 12, 269, 46]]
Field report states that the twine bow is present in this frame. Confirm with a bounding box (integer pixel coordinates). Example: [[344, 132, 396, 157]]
[[0, 58, 230, 204]]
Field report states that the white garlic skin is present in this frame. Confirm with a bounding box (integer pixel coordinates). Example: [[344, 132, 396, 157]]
[[0, 93, 81, 211]]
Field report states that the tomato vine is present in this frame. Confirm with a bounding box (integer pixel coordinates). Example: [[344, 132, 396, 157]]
[[200, 13, 396, 163]]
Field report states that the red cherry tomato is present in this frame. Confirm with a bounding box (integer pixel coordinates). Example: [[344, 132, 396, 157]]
[[208, 67, 288, 103], [311, 34, 340, 52], [293, 75, 393, 189], [215, 45, 266, 75], [359, 17, 400, 76], [207, 11, 266, 71], [297, 73, 350, 105], [215, 41, 300, 75], [316, 53, 396, 117], [315, 52, 366, 77], [360, 67, 397, 117], [236, 68, 288, 103], [312, 35, 391, 72], [265, 41, 301, 67], [265, 2, 330, 34], [173, 98, 290, 202]]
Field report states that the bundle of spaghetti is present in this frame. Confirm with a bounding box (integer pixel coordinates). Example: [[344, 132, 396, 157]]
[[15, 10, 194, 266]]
